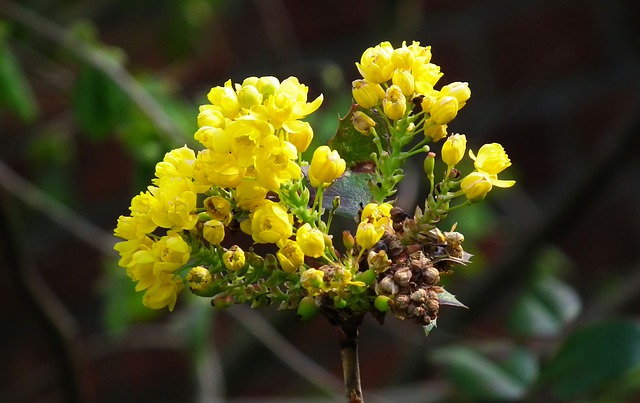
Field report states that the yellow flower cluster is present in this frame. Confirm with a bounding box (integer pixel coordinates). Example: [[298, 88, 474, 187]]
[[351, 41, 471, 141], [114, 76, 328, 310]]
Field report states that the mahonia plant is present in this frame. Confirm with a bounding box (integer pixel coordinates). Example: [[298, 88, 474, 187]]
[[114, 40, 515, 338]]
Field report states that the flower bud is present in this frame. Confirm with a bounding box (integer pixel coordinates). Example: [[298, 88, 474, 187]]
[[440, 81, 471, 109], [375, 276, 399, 295], [283, 120, 314, 153], [441, 134, 467, 167], [308, 146, 346, 188], [334, 298, 347, 309], [424, 123, 448, 142], [223, 245, 246, 271], [203, 196, 233, 225], [296, 223, 325, 258], [352, 79, 385, 108], [187, 266, 212, 293], [202, 219, 225, 245], [430, 96, 459, 125], [392, 69, 415, 96], [423, 152, 435, 177], [212, 292, 233, 309], [460, 171, 492, 202], [297, 296, 319, 320], [394, 267, 413, 287], [342, 230, 355, 250], [382, 85, 407, 121], [355, 268, 377, 286], [237, 84, 263, 109], [420, 95, 436, 113], [256, 76, 280, 98], [351, 111, 376, 135], [374, 295, 391, 312], [391, 46, 415, 70]]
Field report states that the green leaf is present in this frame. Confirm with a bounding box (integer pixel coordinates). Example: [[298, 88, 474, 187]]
[[437, 287, 468, 309], [423, 318, 437, 337], [321, 169, 375, 217], [72, 67, 128, 140], [0, 43, 38, 122], [432, 343, 538, 400], [507, 274, 581, 337], [327, 104, 390, 167], [541, 319, 640, 399]]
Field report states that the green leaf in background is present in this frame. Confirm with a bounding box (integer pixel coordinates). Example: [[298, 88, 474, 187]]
[[72, 67, 128, 141], [327, 104, 390, 168], [432, 343, 538, 400], [507, 274, 581, 337], [0, 40, 38, 122], [541, 319, 640, 399]]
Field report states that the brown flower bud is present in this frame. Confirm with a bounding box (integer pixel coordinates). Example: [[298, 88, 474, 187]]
[[394, 267, 413, 287], [376, 276, 399, 295], [410, 288, 428, 303], [425, 267, 440, 285]]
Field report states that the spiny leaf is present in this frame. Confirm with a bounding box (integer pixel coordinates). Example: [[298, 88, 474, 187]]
[[327, 104, 390, 167], [437, 287, 468, 309], [423, 318, 437, 337], [322, 170, 375, 218]]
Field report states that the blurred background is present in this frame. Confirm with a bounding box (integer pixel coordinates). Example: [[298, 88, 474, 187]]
[[1, 0, 639, 402]]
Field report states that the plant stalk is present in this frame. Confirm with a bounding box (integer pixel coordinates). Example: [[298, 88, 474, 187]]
[[338, 319, 363, 403]]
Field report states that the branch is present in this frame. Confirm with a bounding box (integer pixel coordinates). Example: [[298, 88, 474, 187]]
[[0, 1, 193, 148]]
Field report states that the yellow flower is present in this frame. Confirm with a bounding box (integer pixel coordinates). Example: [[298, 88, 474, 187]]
[[129, 191, 158, 235], [142, 272, 184, 311], [424, 123, 448, 142], [469, 143, 512, 175], [391, 69, 415, 96], [412, 60, 443, 94], [223, 245, 246, 271], [351, 111, 376, 135], [202, 219, 225, 245], [249, 200, 293, 244], [391, 43, 415, 69], [300, 268, 325, 296], [194, 126, 229, 152], [460, 171, 493, 202], [356, 221, 384, 250], [276, 240, 305, 273], [440, 82, 471, 109], [207, 80, 240, 118], [151, 231, 191, 273], [282, 120, 314, 153], [254, 135, 302, 191], [352, 79, 385, 109], [441, 134, 467, 167], [198, 149, 246, 189], [296, 223, 325, 258], [197, 105, 226, 129], [382, 85, 407, 121], [154, 146, 197, 180], [148, 177, 198, 231], [308, 145, 346, 188], [236, 82, 263, 109], [430, 96, 459, 125], [361, 202, 393, 229], [187, 266, 212, 292], [356, 41, 394, 83], [226, 115, 274, 167], [256, 76, 280, 98], [203, 196, 233, 225], [114, 236, 153, 269], [266, 77, 323, 128], [235, 178, 268, 211]]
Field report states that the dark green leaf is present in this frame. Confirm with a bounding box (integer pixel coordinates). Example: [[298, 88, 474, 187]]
[[327, 104, 390, 167], [321, 170, 375, 218], [432, 343, 538, 400], [541, 319, 640, 399], [0, 43, 38, 122]]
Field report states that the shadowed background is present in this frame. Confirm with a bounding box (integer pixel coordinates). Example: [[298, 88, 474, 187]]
[[1, 0, 639, 402]]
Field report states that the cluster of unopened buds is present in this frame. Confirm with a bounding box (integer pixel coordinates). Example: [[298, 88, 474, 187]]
[[114, 40, 515, 334]]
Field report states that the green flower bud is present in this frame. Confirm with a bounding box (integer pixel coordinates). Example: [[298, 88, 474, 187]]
[[374, 295, 391, 312], [297, 296, 319, 320], [355, 269, 377, 286]]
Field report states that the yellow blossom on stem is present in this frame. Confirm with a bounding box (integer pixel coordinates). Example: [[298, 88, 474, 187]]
[[197, 105, 226, 129], [356, 221, 384, 250], [430, 96, 459, 125], [361, 202, 393, 229], [308, 146, 346, 188], [391, 69, 415, 97], [197, 149, 246, 189], [235, 178, 268, 211], [351, 111, 376, 135], [440, 82, 471, 109], [469, 143, 512, 175], [203, 196, 233, 225], [249, 200, 293, 244], [254, 135, 301, 191], [276, 240, 305, 273], [356, 41, 395, 83], [460, 171, 493, 202], [142, 272, 184, 311], [296, 223, 325, 258], [187, 266, 212, 292], [300, 268, 325, 296], [207, 80, 240, 118], [155, 146, 197, 180], [223, 245, 246, 272], [391, 43, 415, 69], [352, 79, 385, 109], [424, 123, 448, 142], [441, 134, 467, 168], [282, 120, 314, 153], [382, 85, 407, 121], [202, 219, 225, 245], [148, 177, 198, 231], [151, 231, 191, 273]]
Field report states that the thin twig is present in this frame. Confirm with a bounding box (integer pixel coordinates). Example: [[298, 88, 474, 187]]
[[0, 158, 114, 254], [228, 305, 344, 399], [0, 1, 192, 148], [338, 323, 363, 403]]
